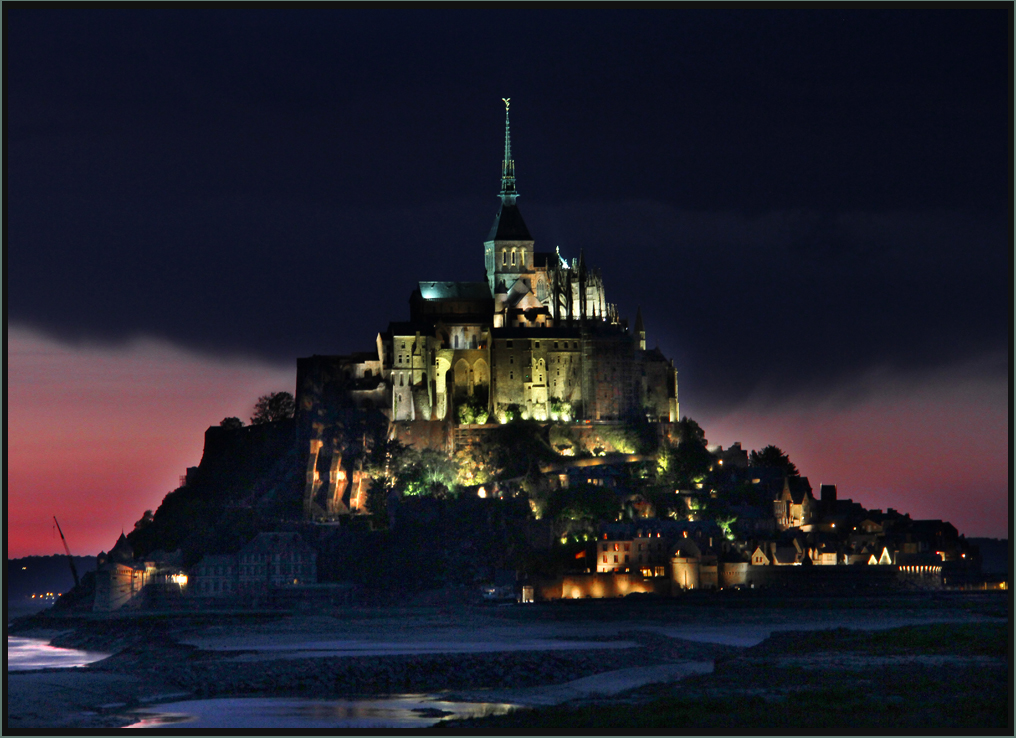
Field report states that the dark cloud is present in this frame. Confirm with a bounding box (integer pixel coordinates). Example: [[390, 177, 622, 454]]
[[7, 8, 1009, 412]]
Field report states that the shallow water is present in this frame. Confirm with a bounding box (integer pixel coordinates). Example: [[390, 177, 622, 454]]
[[124, 695, 520, 729], [6, 637, 111, 671]]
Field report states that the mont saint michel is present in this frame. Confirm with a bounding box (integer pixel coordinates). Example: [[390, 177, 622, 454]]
[[7, 8, 1008, 733]]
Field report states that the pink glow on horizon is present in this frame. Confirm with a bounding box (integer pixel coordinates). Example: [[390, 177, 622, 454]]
[[7, 326, 295, 558], [698, 358, 1009, 540], [7, 327, 1008, 559]]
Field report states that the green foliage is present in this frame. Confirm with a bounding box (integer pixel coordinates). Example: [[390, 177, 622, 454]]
[[548, 398, 573, 422], [543, 484, 622, 534], [749, 445, 800, 477], [548, 424, 579, 456], [456, 396, 490, 425], [499, 402, 524, 423], [716, 515, 737, 541], [250, 391, 296, 425], [395, 447, 462, 498], [660, 437, 713, 490]]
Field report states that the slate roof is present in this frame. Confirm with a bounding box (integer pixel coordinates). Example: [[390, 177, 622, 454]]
[[417, 281, 493, 301], [486, 202, 533, 241]]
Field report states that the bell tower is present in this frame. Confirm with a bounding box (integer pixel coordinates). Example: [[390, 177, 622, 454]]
[[485, 98, 535, 296]]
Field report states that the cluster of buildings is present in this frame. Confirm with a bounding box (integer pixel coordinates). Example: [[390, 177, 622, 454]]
[[532, 462, 981, 599], [92, 531, 352, 612]]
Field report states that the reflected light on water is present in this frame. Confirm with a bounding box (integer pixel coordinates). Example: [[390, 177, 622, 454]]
[[125, 696, 520, 729], [7, 637, 111, 671]]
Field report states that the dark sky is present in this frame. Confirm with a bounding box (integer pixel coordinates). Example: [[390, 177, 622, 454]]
[[8, 8, 1010, 411]]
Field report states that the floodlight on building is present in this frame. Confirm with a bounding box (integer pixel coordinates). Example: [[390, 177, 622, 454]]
[[477, 487, 487, 499]]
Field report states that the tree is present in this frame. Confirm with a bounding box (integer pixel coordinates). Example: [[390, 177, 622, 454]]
[[480, 420, 557, 480], [132, 510, 154, 532], [674, 416, 707, 446], [658, 416, 712, 490], [394, 447, 461, 497], [749, 445, 800, 477], [250, 392, 295, 425], [220, 416, 244, 430], [456, 396, 489, 425]]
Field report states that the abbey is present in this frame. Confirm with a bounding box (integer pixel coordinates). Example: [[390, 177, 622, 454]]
[[296, 102, 678, 514]]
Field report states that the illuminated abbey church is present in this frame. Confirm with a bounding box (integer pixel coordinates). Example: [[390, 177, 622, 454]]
[[296, 101, 679, 514]]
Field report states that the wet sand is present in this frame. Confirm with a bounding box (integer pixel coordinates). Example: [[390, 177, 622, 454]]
[[6, 592, 1006, 730]]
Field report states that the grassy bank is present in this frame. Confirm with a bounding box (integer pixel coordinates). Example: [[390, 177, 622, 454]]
[[440, 621, 1011, 733]]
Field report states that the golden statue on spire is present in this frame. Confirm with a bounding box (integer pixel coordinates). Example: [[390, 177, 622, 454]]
[[502, 97, 510, 112]]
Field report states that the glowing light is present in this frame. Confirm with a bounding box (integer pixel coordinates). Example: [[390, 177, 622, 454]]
[[477, 487, 487, 499], [171, 574, 188, 586]]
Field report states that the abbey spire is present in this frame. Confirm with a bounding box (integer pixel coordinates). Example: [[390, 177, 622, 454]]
[[500, 97, 517, 204], [485, 98, 533, 294]]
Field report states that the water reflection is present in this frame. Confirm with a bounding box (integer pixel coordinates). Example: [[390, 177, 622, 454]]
[[7, 637, 110, 671], [126, 695, 520, 729]]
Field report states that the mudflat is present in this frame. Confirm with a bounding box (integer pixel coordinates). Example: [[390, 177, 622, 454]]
[[5, 591, 1008, 731]]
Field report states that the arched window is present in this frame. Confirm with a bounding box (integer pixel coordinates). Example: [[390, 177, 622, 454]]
[[454, 359, 470, 389], [511, 250, 516, 266], [473, 359, 489, 386]]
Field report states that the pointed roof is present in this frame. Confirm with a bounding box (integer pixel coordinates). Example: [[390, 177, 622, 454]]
[[499, 97, 517, 203], [487, 201, 532, 241], [109, 532, 134, 564]]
